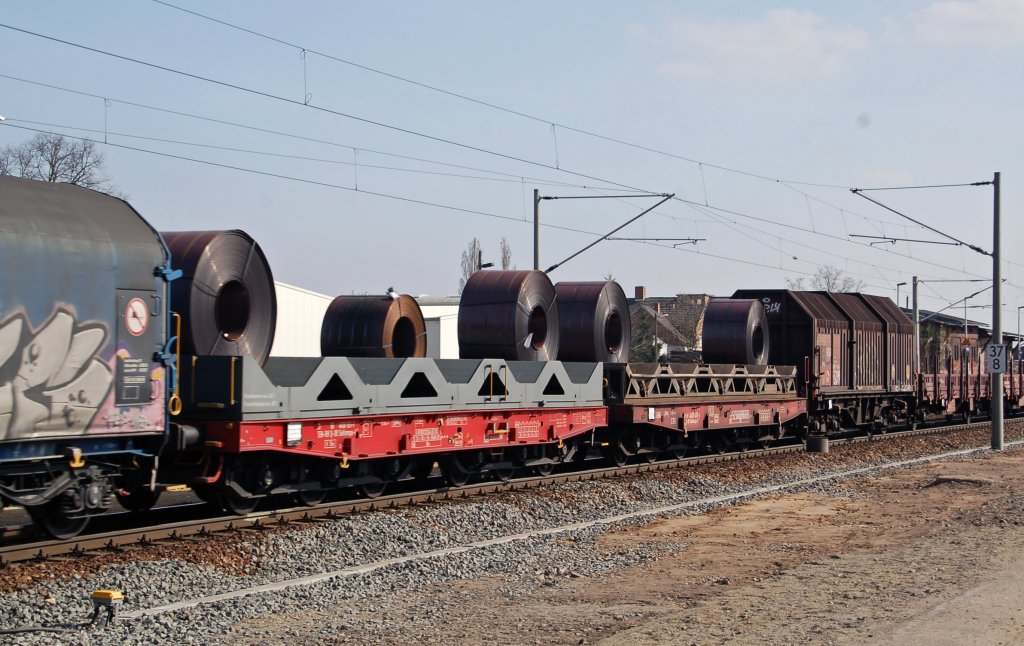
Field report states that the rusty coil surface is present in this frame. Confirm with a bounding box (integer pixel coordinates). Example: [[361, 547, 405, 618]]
[[701, 298, 769, 365], [458, 270, 560, 360], [554, 281, 631, 362], [320, 294, 427, 358], [161, 230, 277, 365]]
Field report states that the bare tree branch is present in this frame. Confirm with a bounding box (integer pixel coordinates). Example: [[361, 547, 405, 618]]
[[0, 133, 117, 194], [786, 265, 864, 292], [458, 237, 482, 294], [500, 237, 513, 271]]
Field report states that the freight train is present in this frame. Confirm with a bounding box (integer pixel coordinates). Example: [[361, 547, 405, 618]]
[[1, 176, 1021, 538]]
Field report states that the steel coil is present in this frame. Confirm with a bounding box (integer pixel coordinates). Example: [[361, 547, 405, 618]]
[[554, 281, 631, 362], [701, 298, 769, 365], [320, 294, 427, 358], [458, 270, 560, 360], [162, 230, 276, 364]]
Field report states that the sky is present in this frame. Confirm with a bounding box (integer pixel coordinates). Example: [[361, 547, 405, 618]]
[[1, 0, 1022, 332]]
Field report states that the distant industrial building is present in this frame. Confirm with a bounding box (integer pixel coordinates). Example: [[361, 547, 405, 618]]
[[269, 282, 333, 357], [416, 295, 460, 359]]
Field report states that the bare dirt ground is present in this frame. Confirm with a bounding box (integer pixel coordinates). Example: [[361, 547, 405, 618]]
[[340, 448, 1024, 646]]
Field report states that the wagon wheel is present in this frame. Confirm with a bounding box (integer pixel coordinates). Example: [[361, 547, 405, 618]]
[[191, 482, 218, 506], [116, 486, 162, 512], [491, 448, 525, 483], [440, 451, 482, 488], [529, 446, 553, 477], [709, 435, 728, 455], [603, 443, 629, 467], [732, 430, 751, 452], [357, 480, 388, 499], [534, 461, 556, 477], [295, 488, 327, 507], [216, 488, 259, 516], [410, 458, 436, 481], [493, 467, 515, 483], [28, 495, 89, 540], [640, 442, 660, 463], [356, 460, 393, 499]]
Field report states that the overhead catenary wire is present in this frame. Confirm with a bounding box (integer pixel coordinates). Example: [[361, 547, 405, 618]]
[[150, 0, 1021, 297], [0, 72, 963, 285], [576, 182, 995, 291], [8, 16, 1010, 277], [565, 182, 979, 288], [0, 22, 651, 196], [545, 194, 674, 273], [148, 0, 854, 191], [681, 200, 940, 289], [1, 99, 981, 293], [850, 188, 991, 255], [157, 0, 1019, 301], [851, 182, 993, 191], [5, 117, 597, 188], [2, 30, 1015, 299], [676, 197, 994, 282], [4, 111, 1006, 298], [0, 73, 621, 191], [0, 121, 868, 288], [919, 285, 994, 322]]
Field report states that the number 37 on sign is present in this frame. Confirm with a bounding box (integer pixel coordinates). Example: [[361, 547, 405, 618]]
[[987, 344, 1008, 374]]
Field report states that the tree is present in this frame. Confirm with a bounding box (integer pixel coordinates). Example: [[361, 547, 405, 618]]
[[458, 238, 482, 294], [629, 311, 658, 362], [0, 133, 118, 194], [920, 322, 950, 373], [500, 237, 513, 270], [786, 265, 865, 292]]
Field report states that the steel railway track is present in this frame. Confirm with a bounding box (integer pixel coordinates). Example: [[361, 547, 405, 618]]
[[0, 419, 992, 565]]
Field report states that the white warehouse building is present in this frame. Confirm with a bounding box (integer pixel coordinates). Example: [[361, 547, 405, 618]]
[[268, 282, 333, 357], [269, 282, 461, 359], [416, 296, 461, 359]]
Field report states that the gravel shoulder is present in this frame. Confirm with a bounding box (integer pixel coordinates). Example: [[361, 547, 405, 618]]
[[228, 437, 1024, 645], [593, 451, 1024, 646]]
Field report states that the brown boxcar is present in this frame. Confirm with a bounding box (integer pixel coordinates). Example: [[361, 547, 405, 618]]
[[729, 290, 915, 397]]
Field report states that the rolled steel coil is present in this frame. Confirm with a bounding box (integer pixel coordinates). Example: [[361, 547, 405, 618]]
[[701, 298, 769, 365], [458, 270, 560, 361], [320, 294, 427, 358], [554, 281, 631, 362], [162, 230, 276, 365]]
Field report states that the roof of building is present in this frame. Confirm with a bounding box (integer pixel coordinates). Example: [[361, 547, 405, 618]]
[[901, 307, 989, 331], [415, 295, 461, 307], [629, 294, 712, 348]]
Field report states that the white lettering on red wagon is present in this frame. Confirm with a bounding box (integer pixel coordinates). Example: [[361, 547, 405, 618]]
[[514, 420, 542, 440], [316, 428, 356, 439], [410, 426, 445, 450], [728, 410, 751, 424]]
